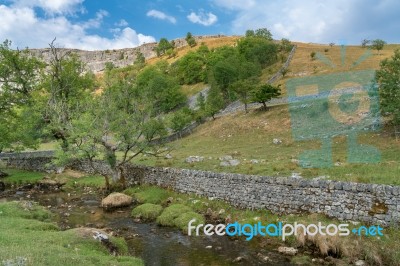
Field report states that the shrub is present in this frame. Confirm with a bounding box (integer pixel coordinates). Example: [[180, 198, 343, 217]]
[[131, 203, 163, 221], [310, 51, 316, 60]]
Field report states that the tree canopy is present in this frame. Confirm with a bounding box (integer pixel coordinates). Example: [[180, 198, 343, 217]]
[[376, 49, 400, 126]]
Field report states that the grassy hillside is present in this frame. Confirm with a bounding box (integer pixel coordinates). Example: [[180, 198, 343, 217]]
[[146, 36, 240, 65], [133, 42, 400, 185], [274, 43, 400, 95]]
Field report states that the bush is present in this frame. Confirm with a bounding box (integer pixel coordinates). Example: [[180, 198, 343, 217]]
[[131, 203, 163, 221], [156, 204, 192, 226], [170, 108, 193, 133], [310, 51, 316, 60]]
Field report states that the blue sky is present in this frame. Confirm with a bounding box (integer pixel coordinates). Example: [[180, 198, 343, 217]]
[[0, 0, 399, 50]]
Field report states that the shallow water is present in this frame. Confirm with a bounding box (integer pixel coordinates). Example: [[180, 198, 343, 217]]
[[4, 189, 294, 266]]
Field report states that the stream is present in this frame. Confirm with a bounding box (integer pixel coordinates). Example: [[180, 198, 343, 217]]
[[3, 188, 295, 266]]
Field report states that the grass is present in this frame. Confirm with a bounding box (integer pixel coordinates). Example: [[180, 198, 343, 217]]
[[0, 201, 143, 265], [124, 186, 170, 204], [133, 104, 400, 185], [1, 169, 45, 184], [131, 203, 163, 221], [274, 42, 400, 96], [65, 174, 105, 189]]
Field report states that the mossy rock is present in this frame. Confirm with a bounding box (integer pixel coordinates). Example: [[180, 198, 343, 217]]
[[174, 211, 205, 232], [156, 204, 192, 226], [131, 203, 163, 221]]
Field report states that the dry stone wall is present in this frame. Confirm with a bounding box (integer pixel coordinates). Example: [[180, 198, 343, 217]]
[[2, 153, 398, 226]]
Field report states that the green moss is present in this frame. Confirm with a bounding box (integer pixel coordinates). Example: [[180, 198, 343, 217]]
[[173, 211, 205, 232], [124, 186, 171, 204], [65, 175, 105, 189], [131, 203, 163, 221], [156, 204, 192, 226], [2, 169, 45, 184]]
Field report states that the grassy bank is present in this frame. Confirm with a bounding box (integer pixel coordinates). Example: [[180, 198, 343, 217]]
[[0, 201, 143, 265]]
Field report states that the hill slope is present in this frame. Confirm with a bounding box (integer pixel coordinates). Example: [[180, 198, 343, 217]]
[[133, 42, 400, 185]]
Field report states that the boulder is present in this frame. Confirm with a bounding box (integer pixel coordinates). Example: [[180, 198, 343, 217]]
[[219, 155, 233, 161], [185, 156, 204, 163], [101, 192, 133, 210], [220, 159, 240, 167], [273, 138, 282, 144], [278, 246, 298, 256]]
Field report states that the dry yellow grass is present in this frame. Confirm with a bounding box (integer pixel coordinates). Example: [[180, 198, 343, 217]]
[[275, 42, 400, 95], [146, 36, 240, 65]]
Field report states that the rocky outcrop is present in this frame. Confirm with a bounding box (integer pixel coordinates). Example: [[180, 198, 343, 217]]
[[28, 34, 228, 73], [29, 43, 157, 73]]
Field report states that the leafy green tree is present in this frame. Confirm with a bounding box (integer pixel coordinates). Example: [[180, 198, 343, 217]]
[[185, 32, 197, 47], [245, 30, 255, 37], [170, 108, 193, 135], [376, 49, 400, 126], [251, 83, 281, 110], [174, 51, 206, 84], [42, 41, 95, 151], [237, 36, 278, 68], [155, 38, 173, 57], [205, 86, 224, 119], [361, 39, 370, 48], [56, 75, 167, 189], [255, 28, 273, 41], [212, 57, 239, 100], [0, 40, 44, 154], [230, 78, 258, 113], [280, 38, 293, 52], [136, 62, 186, 113], [372, 39, 386, 54]]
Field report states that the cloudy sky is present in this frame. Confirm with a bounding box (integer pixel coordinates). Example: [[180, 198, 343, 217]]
[[0, 0, 399, 50]]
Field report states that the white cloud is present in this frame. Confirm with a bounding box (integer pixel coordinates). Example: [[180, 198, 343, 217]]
[[187, 10, 218, 26], [146, 9, 177, 24], [212, 0, 400, 44], [0, 3, 155, 50], [11, 0, 85, 15], [213, 0, 255, 10], [115, 19, 128, 27], [82, 10, 108, 29]]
